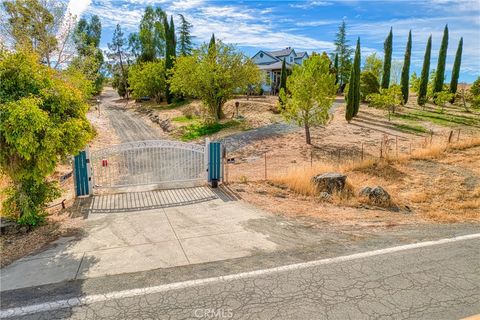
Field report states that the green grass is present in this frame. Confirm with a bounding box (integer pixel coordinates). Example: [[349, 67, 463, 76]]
[[180, 121, 240, 141], [392, 108, 480, 127], [393, 123, 429, 134], [171, 115, 199, 123]]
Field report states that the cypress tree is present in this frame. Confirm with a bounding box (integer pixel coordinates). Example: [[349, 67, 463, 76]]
[[449, 37, 463, 100], [164, 16, 176, 103], [279, 59, 287, 96], [208, 34, 215, 53], [178, 14, 193, 56], [400, 30, 412, 104], [334, 53, 339, 85], [434, 25, 448, 94], [418, 35, 432, 106], [345, 66, 355, 122], [352, 38, 361, 116], [381, 27, 393, 89]]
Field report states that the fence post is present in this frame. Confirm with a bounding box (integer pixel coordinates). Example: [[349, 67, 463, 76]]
[[457, 129, 461, 142], [73, 147, 92, 197], [448, 130, 454, 144], [395, 137, 398, 158], [380, 140, 383, 159], [361, 143, 364, 162]]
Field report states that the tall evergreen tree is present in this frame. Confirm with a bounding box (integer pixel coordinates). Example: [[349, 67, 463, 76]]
[[449, 37, 463, 100], [208, 34, 216, 58], [107, 24, 130, 98], [177, 14, 193, 56], [164, 15, 176, 103], [418, 35, 432, 106], [345, 67, 355, 122], [381, 27, 393, 89], [333, 20, 353, 92], [279, 59, 287, 96], [334, 53, 339, 84], [433, 25, 449, 94], [352, 38, 361, 117], [400, 30, 412, 104], [346, 38, 361, 121]]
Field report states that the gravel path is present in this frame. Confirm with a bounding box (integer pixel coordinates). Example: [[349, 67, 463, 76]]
[[100, 88, 160, 143]]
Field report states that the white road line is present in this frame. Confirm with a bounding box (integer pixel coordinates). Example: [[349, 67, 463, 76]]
[[1, 233, 479, 319]]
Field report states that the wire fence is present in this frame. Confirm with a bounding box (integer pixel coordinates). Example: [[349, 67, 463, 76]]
[[223, 128, 470, 184]]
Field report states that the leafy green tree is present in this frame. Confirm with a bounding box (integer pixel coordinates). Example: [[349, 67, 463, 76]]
[[449, 37, 463, 100], [280, 54, 337, 144], [169, 41, 261, 124], [279, 59, 287, 102], [418, 35, 432, 106], [433, 90, 454, 112], [1, 0, 74, 68], [134, 6, 167, 62], [381, 27, 393, 89], [410, 72, 420, 93], [346, 38, 361, 120], [71, 15, 104, 94], [333, 19, 353, 92], [0, 51, 93, 225], [363, 52, 383, 81], [400, 30, 412, 104], [129, 61, 166, 103], [433, 25, 449, 94], [177, 14, 193, 56], [164, 15, 176, 103], [73, 16, 102, 55], [367, 85, 402, 120], [471, 77, 480, 109], [360, 71, 380, 102], [107, 24, 130, 98]]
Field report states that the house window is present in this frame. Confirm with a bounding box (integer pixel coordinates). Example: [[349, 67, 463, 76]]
[[290, 57, 293, 62], [260, 52, 264, 58]]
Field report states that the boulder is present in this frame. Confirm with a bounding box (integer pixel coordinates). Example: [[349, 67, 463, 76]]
[[370, 186, 391, 205], [311, 173, 347, 194]]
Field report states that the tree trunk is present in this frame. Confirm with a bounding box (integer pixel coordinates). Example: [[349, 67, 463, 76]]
[[305, 124, 311, 145]]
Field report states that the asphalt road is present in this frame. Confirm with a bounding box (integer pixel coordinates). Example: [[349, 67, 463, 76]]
[[3, 235, 479, 320]]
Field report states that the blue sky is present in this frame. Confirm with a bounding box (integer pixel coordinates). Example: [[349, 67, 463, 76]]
[[73, 0, 479, 82]]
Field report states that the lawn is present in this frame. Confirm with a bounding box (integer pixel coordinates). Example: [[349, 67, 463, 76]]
[[180, 120, 241, 141]]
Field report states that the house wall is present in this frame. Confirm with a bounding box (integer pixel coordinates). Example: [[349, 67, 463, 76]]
[[252, 51, 277, 65]]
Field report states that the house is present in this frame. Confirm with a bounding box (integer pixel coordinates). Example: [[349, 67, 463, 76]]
[[251, 47, 309, 94]]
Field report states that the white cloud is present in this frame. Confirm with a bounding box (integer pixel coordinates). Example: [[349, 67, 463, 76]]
[[289, 1, 332, 9], [67, 0, 92, 19]]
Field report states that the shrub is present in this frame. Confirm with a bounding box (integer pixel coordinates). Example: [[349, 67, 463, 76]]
[[366, 85, 403, 120], [129, 61, 166, 103], [433, 90, 454, 111], [0, 52, 94, 226], [360, 71, 380, 102]]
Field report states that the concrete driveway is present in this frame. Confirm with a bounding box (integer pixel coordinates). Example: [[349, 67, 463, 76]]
[[0, 187, 277, 291]]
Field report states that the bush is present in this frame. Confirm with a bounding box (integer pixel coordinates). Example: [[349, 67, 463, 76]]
[[360, 71, 380, 101], [471, 76, 480, 97], [433, 90, 454, 110], [366, 85, 402, 119], [0, 51, 94, 226], [129, 61, 166, 103]]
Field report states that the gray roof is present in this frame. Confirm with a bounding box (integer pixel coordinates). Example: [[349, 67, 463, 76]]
[[295, 51, 307, 58], [267, 47, 294, 57]]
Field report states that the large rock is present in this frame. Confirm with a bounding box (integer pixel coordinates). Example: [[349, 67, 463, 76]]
[[360, 186, 391, 206], [311, 173, 347, 194]]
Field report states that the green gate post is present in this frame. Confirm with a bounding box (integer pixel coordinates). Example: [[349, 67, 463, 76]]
[[73, 149, 92, 197], [207, 140, 222, 188]]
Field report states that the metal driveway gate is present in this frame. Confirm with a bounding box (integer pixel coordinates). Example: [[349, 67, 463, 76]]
[[90, 140, 206, 190]]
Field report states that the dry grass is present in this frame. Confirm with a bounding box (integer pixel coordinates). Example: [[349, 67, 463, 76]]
[[269, 138, 480, 223]]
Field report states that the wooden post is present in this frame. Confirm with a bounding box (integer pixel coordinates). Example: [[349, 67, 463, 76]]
[[457, 129, 460, 142], [409, 142, 412, 155], [361, 143, 364, 162], [264, 152, 267, 180], [448, 130, 454, 144], [380, 140, 383, 159], [430, 130, 433, 144]]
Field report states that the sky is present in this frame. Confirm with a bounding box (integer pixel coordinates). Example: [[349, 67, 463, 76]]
[[71, 0, 479, 82]]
